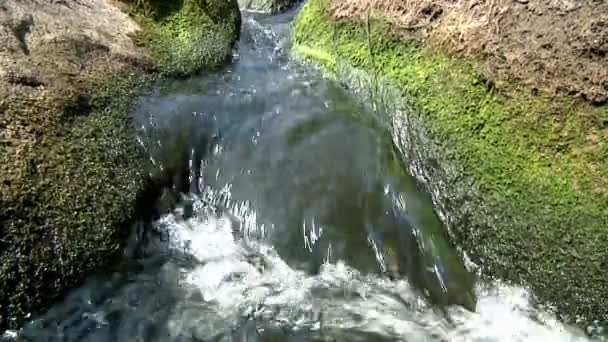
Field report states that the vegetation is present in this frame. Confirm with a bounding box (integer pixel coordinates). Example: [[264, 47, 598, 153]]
[[0, 67, 149, 331], [124, 0, 241, 76]]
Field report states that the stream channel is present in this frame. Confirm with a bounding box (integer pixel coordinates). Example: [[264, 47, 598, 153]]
[[2, 6, 596, 342]]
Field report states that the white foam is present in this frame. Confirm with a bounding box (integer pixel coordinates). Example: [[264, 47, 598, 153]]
[[157, 195, 593, 341], [1, 331, 18, 340]]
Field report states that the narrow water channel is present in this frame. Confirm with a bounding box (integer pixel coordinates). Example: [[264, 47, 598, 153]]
[[4, 7, 593, 342]]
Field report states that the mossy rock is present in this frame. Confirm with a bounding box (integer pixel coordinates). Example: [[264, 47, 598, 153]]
[[130, 0, 241, 77], [0, 0, 241, 331], [293, 0, 608, 330], [0, 70, 148, 331]]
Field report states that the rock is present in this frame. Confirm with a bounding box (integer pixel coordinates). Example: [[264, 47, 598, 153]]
[[238, 0, 297, 14], [0, 0, 241, 331]]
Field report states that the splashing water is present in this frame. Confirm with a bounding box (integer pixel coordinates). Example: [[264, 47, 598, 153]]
[[13, 193, 590, 341], [6, 8, 599, 342]]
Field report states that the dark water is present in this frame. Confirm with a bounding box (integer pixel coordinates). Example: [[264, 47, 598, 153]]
[[3, 8, 591, 342]]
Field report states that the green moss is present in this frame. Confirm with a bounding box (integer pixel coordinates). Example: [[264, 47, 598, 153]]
[[133, 0, 241, 76], [294, 45, 337, 71], [294, 0, 608, 327], [0, 71, 149, 330]]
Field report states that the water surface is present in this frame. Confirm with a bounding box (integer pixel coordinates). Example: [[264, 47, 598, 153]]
[[4, 8, 593, 342]]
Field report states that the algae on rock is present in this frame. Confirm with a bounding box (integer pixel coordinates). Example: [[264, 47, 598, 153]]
[[0, 0, 241, 331], [130, 0, 241, 76], [293, 0, 608, 329]]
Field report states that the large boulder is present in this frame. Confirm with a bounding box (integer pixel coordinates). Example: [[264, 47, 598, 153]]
[[0, 0, 241, 331]]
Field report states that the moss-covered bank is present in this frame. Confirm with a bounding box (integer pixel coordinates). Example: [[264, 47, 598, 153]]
[[293, 0, 608, 329], [129, 0, 241, 76], [0, 0, 240, 331]]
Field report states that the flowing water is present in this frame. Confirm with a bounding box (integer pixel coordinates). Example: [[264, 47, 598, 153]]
[[3, 7, 597, 342]]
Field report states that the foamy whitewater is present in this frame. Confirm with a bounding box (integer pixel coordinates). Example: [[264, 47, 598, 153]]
[[150, 192, 591, 342]]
